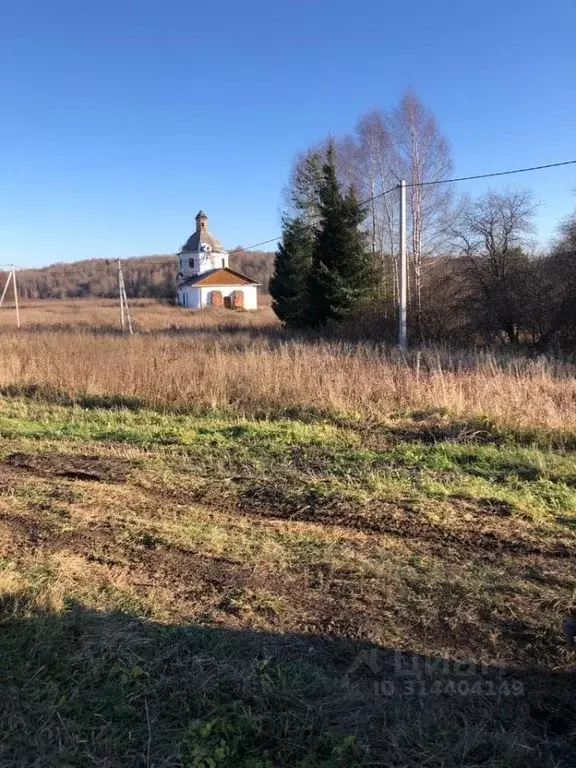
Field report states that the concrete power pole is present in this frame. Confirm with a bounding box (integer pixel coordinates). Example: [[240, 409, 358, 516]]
[[398, 180, 407, 350]]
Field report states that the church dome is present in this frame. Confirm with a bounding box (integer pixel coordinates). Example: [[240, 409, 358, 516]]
[[181, 210, 226, 253]]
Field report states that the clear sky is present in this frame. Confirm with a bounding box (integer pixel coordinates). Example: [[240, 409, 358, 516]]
[[1, 0, 575, 267]]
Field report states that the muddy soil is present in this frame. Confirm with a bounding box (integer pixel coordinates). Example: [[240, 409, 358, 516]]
[[2, 451, 133, 483]]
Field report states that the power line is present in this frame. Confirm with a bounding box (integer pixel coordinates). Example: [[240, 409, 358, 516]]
[[227, 186, 400, 254], [8, 258, 170, 276], [359, 185, 401, 207], [227, 159, 576, 253], [119, 258, 180, 267], [7, 157, 576, 275], [6, 259, 173, 276], [10, 262, 112, 277], [407, 158, 576, 188], [229, 238, 280, 254]]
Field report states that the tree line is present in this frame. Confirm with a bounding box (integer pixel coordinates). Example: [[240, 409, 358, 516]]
[[270, 90, 576, 351], [2, 250, 274, 301]]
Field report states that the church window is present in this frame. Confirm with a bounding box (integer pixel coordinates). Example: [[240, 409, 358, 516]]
[[189, 258, 194, 269], [222, 258, 225, 268]]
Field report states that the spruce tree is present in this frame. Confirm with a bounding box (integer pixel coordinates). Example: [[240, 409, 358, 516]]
[[306, 145, 375, 326], [269, 216, 314, 328], [270, 150, 323, 328], [290, 150, 324, 223]]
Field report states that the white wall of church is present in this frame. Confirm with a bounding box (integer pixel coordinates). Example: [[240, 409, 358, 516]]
[[241, 286, 258, 310], [179, 250, 229, 279], [199, 285, 258, 309], [178, 285, 257, 310], [203, 251, 229, 272], [177, 287, 202, 308]]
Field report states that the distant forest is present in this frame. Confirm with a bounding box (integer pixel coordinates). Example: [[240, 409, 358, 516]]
[[5, 249, 274, 300]]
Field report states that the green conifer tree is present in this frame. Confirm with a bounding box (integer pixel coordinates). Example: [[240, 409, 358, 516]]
[[290, 150, 324, 223], [269, 217, 314, 328], [270, 151, 323, 327], [306, 145, 375, 326]]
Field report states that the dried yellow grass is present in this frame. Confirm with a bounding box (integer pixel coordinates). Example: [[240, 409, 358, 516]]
[[0, 299, 575, 431]]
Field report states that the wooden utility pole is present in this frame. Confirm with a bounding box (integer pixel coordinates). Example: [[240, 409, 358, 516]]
[[118, 258, 125, 330], [0, 267, 20, 328], [122, 271, 133, 335], [398, 181, 407, 350], [117, 258, 133, 335], [0, 270, 12, 311], [12, 267, 20, 329]]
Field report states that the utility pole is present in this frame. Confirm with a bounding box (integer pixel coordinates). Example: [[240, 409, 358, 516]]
[[122, 270, 133, 335], [12, 267, 20, 329], [117, 258, 133, 335], [398, 180, 407, 350], [0, 270, 13, 311], [118, 258, 125, 330], [0, 267, 20, 328]]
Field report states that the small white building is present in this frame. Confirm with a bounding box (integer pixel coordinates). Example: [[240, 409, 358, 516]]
[[176, 211, 259, 310]]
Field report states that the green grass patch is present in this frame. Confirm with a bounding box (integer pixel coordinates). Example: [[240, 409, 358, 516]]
[[1, 395, 576, 765], [2, 397, 576, 526]]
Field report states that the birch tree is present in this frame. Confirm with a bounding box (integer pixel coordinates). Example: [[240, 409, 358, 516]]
[[354, 110, 399, 307], [388, 91, 454, 338]]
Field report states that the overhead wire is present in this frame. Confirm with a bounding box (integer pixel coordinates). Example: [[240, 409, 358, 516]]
[[6, 157, 576, 274], [228, 159, 576, 253], [405, 158, 576, 188]]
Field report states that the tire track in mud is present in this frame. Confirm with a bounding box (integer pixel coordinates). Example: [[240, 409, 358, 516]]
[[1, 449, 574, 563], [143, 481, 576, 562]]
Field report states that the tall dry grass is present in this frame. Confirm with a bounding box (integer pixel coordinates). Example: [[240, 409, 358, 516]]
[[0, 299, 575, 431]]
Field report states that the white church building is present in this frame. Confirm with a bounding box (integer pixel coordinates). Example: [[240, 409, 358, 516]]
[[176, 211, 259, 310]]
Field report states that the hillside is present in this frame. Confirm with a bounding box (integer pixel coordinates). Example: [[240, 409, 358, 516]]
[[3, 248, 275, 301]]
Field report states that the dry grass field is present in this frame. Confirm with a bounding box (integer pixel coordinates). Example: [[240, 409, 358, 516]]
[[1, 298, 576, 431], [0, 299, 575, 767]]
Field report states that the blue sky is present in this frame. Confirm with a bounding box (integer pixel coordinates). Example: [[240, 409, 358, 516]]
[[1, 0, 575, 267]]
